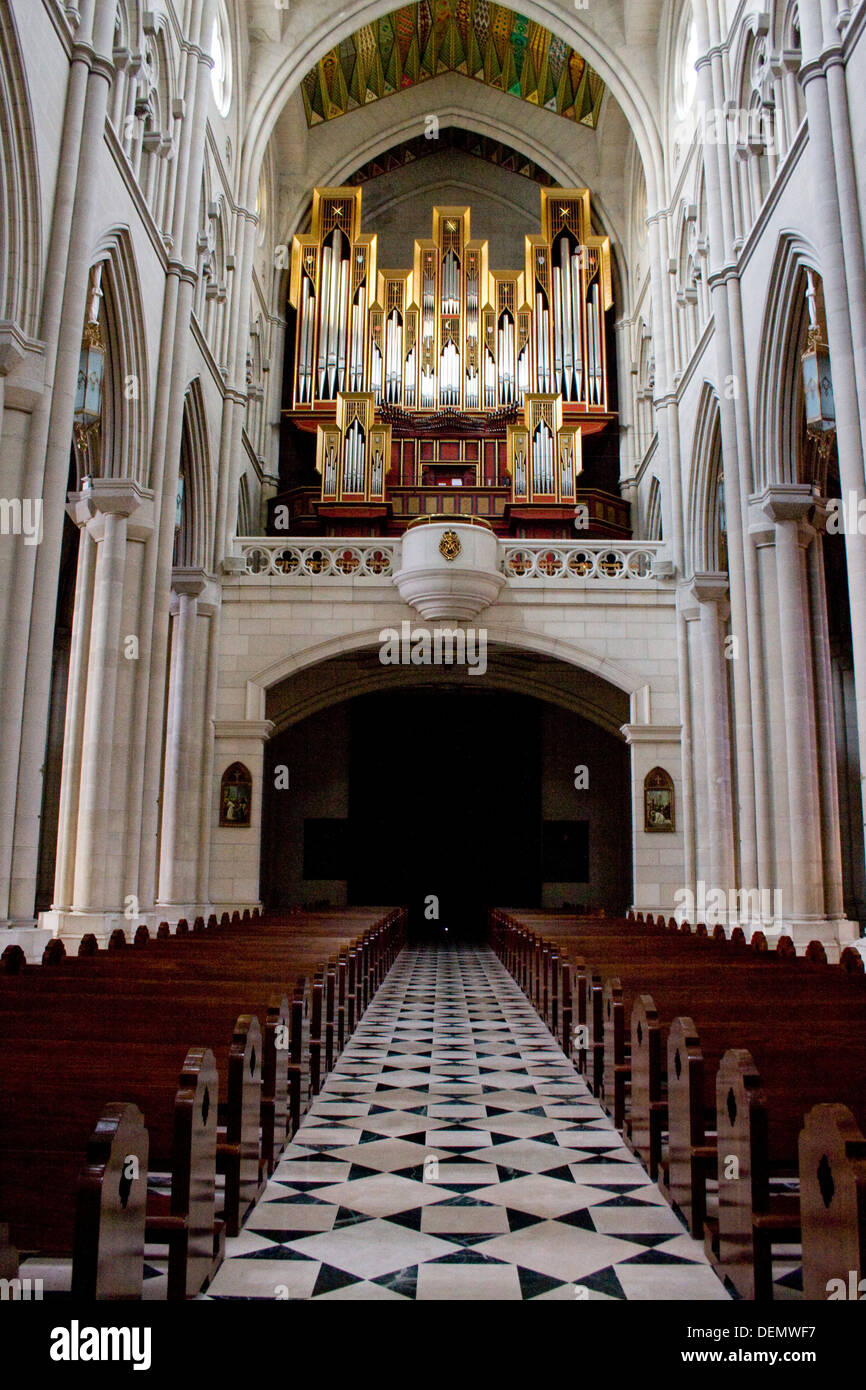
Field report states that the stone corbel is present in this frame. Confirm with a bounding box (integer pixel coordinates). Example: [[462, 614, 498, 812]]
[[66, 478, 155, 540], [688, 572, 731, 627], [758, 482, 820, 543], [0, 322, 46, 410]]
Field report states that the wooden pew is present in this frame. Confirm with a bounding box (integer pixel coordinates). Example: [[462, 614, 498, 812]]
[[0, 906, 405, 1297], [0, 1042, 223, 1298], [0, 1097, 149, 1299], [657, 1024, 866, 1299], [490, 907, 866, 1302]]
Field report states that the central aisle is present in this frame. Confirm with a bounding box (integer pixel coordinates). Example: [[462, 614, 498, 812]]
[[208, 945, 730, 1300]]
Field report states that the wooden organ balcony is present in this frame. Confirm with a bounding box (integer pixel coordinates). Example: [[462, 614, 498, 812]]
[[274, 186, 628, 541]]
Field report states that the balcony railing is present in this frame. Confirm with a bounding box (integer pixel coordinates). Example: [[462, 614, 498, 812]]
[[234, 538, 400, 578], [500, 542, 668, 581], [231, 538, 671, 584]]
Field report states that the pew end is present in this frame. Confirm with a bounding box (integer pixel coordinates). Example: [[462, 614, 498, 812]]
[[72, 1102, 149, 1300], [799, 1103, 866, 1302], [665, 1017, 716, 1237], [628, 994, 663, 1177], [714, 1049, 800, 1302], [144, 1046, 221, 1300]]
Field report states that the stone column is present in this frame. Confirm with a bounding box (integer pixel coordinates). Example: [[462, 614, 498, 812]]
[[806, 516, 846, 925], [0, 0, 118, 927], [799, 2, 866, 878], [51, 522, 97, 911], [693, 0, 762, 898], [157, 569, 213, 915], [42, 478, 154, 945], [209, 720, 274, 914], [134, 0, 216, 918], [689, 574, 736, 903], [760, 486, 825, 930]]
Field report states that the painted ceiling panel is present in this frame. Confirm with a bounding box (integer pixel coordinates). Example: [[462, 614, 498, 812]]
[[302, 1, 605, 130], [346, 125, 558, 187]]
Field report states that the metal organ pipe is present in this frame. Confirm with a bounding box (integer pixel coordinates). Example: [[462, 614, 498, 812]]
[[385, 310, 403, 403], [535, 292, 545, 392], [589, 283, 602, 406], [317, 243, 332, 398], [552, 267, 564, 392], [336, 257, 349, 394], [541, 304, 551, 392], [561, 249, 574, 400], [517, 342, 528, 403], [298, 276, 314, 402], [350, 286, 365, 392], [327, 239, 341, 397], [484, 344, 495, 409], [344, 420, 365, 494], [572, 249, 584, 403], [442, 251, 459, 314]]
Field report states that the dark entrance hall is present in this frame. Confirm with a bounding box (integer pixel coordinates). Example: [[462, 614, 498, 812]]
[[348, 690, 541, 937], [261, 678, 631, 931]]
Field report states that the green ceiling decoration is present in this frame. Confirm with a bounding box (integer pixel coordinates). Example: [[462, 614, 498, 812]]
[[302, 1, 605, 130]]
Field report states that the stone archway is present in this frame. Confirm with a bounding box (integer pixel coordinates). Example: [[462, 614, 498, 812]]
[[259, 645, 633, 933]]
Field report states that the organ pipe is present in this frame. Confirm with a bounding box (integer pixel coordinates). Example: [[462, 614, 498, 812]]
[[292, 189, 610, 419]]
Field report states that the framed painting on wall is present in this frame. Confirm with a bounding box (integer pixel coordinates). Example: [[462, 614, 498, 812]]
[[644, 766, 675, 832]]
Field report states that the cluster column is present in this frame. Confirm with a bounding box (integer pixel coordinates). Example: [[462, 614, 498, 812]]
[[44, 479, 154, 948]]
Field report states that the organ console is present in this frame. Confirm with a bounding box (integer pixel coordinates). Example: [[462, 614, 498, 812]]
[[280, 185, 624, 539]]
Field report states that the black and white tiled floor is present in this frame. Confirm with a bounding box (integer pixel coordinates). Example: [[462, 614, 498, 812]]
[[206, 945, 731, 1301]]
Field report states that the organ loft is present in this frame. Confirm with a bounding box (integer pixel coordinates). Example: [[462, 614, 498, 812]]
[[269, 186, 627, 540]]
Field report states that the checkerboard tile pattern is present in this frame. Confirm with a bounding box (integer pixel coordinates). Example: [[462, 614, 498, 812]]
[[206, 945, 731, 1301]]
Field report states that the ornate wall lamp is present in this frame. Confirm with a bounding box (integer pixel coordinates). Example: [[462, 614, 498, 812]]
[[74, 266, 106, 479], [801, 270, 836, 471]]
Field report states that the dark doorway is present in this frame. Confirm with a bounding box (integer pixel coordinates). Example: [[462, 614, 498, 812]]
[[348, 689, 541, 937]]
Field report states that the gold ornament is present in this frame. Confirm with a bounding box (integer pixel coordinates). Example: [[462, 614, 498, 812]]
[[439, 530, 462, 562]]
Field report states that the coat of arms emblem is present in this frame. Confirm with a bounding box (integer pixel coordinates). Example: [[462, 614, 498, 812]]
[[439, 529, 462, 561]]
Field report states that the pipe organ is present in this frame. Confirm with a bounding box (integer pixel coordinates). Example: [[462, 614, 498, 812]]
[[508, 397, 581, 506], [317, 394, 390, 504], [284, 186, 621, 538]]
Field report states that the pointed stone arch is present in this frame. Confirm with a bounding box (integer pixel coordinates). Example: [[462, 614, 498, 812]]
[[90, 229, 150, 488], [645, 475, 663, 542], [753, 231, 822, 493], [0, 0, 41, 339], [687, 382, 724, 577], [238, 0, 666, 221], [175, 378, 214, 572]]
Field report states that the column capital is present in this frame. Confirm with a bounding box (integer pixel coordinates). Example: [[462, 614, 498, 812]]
[[0, 322, 46, 409], [688, 571, 730, 606], [67, 478, 155, 538], [757, 482, 820, 528], [171, 567, 210, 599]]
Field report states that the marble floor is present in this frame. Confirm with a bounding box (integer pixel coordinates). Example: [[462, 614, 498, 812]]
[[205, 943, 732, 1301]]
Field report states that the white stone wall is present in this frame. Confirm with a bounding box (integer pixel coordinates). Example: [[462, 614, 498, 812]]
[[210, 566, 683, 918]]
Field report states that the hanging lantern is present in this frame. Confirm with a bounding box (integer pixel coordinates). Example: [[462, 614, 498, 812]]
[[74, 318, 105, 429], [175, 474, 185, 530], [801, 271, 835, 437]]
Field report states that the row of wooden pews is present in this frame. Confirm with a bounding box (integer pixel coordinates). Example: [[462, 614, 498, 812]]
[[489, 908, 866, 1301], [0, 905, 405, 1300]]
